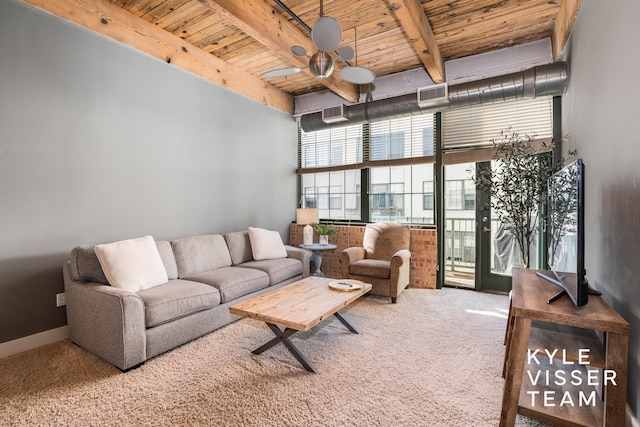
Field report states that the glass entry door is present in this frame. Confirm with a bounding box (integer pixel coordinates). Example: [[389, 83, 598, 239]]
[[475, 162, 512, 292], [442, 161, 543, 292], [475, 161, 544, 293]]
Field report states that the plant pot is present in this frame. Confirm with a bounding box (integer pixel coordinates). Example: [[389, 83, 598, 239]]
[[319, 235, 329, 245]]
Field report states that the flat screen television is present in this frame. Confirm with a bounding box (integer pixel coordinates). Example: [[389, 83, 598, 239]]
[[537, 158, 595, 307]]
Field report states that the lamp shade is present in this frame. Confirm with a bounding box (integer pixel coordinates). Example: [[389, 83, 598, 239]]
[[296, 208, 319, 225]]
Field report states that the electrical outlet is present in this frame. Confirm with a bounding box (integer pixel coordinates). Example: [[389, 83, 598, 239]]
[[56, 292, 66, 307]]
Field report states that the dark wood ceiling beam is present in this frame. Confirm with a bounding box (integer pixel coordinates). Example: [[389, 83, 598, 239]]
[[20, 0, 294, 113], [552, 0, 582, 60], [206, 0, 359, 104], [387, 0, 446, 83]]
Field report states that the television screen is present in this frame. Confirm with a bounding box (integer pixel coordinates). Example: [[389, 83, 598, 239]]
[[545, 158, 588, 307]]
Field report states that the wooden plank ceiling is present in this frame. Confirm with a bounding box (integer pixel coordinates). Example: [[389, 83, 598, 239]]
[[23, 0, 582, 114]]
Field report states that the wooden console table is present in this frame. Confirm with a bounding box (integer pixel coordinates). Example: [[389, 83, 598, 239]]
[[500, 268, 629, 427]]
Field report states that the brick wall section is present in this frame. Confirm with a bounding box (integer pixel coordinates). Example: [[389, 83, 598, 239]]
[[289, 224, 437, 289], [407, 227, 438, 288]]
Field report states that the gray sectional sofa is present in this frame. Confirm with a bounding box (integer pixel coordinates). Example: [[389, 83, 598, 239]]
[[63, 229, 311, 370]]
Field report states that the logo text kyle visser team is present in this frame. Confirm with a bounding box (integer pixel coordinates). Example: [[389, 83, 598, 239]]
[[525, 348, 617, 407]]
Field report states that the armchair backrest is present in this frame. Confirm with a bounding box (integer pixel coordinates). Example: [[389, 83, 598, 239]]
[[363, 222, 411, 261]]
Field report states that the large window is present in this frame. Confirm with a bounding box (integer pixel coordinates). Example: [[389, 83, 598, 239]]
[[298, 113, 436, 224], [371, 165, 434, 223], [301, 171, 360, 220], [298, 96, 553, 226]]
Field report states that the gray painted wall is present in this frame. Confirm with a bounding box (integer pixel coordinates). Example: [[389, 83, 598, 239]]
[[562, 0, 640, 418], [0, 1, 297, 343]]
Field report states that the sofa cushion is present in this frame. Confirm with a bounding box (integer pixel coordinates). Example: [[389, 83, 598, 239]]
[[186, 266, 269, 303], [156, 240, 178, 280], [224, 230, 253, 265], [350, 259, 391, 279], [94, 236, 168, 292], [239, 258, 302, 285], [248, 227, 287, 261], [172, 235, 232, 278], [69, 240, 176, 284], [137, 279, 221, 328], [69, 245, 109, 284]]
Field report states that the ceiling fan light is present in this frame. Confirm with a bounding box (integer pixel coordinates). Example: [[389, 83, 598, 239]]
[[309, 51, 334, 79]]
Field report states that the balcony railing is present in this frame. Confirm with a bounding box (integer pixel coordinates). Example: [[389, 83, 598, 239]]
[[445, 217, 475, 273]]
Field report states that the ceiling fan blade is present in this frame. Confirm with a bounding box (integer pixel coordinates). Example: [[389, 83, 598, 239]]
[[260, 67, 302, 78], [339, 66, 376, 84], [338, 45, 354, 61], [312, 16, 342, 52], [291, 45, 307, 57]]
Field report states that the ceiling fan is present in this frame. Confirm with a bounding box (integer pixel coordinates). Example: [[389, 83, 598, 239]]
[[261, 0, 376, 85]]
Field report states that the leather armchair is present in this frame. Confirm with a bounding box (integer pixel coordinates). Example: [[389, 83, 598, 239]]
[[339, 222, 411, 303]]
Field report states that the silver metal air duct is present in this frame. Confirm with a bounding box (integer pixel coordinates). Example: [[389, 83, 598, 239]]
[[300, 62, 568, 132]]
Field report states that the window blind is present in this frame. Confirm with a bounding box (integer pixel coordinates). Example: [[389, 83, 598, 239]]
[[369, 113, 435, 164], [299, 124, 362, 171], [442, 97, 553, 151], [298, 113, 435, 174]]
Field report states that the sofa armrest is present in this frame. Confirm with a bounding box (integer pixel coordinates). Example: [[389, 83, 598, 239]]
[[284, 245, 312, 278], [63, 261, 146, 370], [339, 247, 366, 277], [391, 249, 411, 267], [390, 249, 412, 296]]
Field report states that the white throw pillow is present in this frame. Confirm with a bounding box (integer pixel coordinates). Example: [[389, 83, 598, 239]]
[[248, 227, 288, 261], [94, 235, 168, 292]]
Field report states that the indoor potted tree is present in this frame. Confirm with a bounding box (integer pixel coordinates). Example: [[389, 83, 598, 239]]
[[314, 222, 338, 245], [473, 129, 571, 269]]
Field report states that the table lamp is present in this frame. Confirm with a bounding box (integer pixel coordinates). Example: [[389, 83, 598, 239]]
[[296, 208, 319, 246]]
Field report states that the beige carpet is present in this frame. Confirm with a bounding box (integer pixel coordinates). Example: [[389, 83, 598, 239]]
[[0, 288, 548, 426]]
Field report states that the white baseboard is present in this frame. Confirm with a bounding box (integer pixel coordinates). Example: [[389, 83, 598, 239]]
[[0, 326, 69, 360], [629, 405, 640, 427]]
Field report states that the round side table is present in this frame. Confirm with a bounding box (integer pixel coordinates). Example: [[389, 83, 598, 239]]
[[299, 243, 337, 277]]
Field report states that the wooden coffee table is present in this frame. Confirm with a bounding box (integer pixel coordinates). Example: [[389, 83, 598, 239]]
[[229, 276, 371, 373]]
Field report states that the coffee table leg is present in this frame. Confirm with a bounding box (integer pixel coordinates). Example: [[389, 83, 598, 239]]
[[252, 325, 297, 354], [252, 323, 317, 374], [334, 312, 359, 334]]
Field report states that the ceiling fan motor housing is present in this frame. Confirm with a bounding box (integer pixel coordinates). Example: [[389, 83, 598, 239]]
[[309, 51, 334, 79]]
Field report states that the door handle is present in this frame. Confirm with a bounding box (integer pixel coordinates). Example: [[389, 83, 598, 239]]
[[482, 226, 491, 232]]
